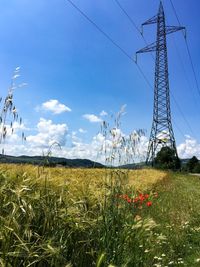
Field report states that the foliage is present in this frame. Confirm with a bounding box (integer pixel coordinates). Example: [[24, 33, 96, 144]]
[[148, 172, 200, 266], [193, 163, 200, 173], [154, 146, 181, 170], [1, 165, 200, 266], [186, 156, 200, 173], [0, 165, 163, 266]]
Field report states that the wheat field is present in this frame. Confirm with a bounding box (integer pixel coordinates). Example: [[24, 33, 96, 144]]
[[0, 163, 170, 266], [0, 163, 166, 189]]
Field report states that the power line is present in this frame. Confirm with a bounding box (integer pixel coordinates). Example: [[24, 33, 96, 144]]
[[113, 0, 155, 60], [67, 0, 132, 61], [185, 39, 200, 97], [114, 0, 141, 34], [168, 0, 183, 30], [169, 0, 200, 99], [172, 119, 186, 140], [66, 0, 194, 138], [171, 94, 196, 138], [66, 0, 152, 89], [171, 34, 200, 111], [164, 13, 200, 137], [113, 0, 196, 138]]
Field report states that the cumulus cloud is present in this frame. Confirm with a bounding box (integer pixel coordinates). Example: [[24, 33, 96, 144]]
[[0, 121, 29, 145], [79, 128, 87, 133], [0, 117, 148, 164], [83, 114, 102, 123], [37, 99, 71, 114], [100, 110, 108, 116], [4, 121, 28, 133], [3, 123, 200, 163], [2, 130, 104, 161], [26, 118, 68, 148], [134, 135, 200, 161], [177, 136, 200, 159]]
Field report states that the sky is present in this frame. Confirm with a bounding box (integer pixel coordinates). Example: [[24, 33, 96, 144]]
[[0, 0, 200, 163]]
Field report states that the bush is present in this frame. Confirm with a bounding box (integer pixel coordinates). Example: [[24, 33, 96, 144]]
[[186, 156, 199, 172], [193, 163, 200, 173], [154, 146, 181, 170]]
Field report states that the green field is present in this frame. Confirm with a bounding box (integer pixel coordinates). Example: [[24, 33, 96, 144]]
[[0, 164, 200, 266]]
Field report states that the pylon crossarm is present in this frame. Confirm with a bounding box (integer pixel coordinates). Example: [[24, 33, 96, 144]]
[[166, 26, 185, 35], [136, 42, 157, 54], [142, 15, 158, 26]]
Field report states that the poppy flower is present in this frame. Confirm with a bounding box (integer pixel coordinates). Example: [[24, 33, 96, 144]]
[[133, 197, 139, 203], [146, 201, 152, 207]]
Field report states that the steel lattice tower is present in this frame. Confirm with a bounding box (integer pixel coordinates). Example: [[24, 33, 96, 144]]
[[136, 1, 185, 164]]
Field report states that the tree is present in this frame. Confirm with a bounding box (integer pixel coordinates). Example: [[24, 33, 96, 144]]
[[186, 156, 199, 172], [154, 146, 181, 170], [193, 163, 200, 173]]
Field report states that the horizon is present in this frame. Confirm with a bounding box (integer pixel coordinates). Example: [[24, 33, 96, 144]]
[[0, 0, 200, 162]]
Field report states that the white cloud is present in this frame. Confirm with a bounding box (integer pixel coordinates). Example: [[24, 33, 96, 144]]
[[100, 110, 108, 116], [3, 126, 198, 162], [70, 131, 82, 143], [0, 117, 148, 164], [79, 128, 87, 133], [136, 135, 148, 161], [83, 114, 102, 123], [37, 99, 71, 114], [12, 74, 20, 79], [0, 121, 29, 145], [6, 121, 28, 132], [26, 118, 68, 148], [133, 135, 200, 161], [177, 136, 200, 159], [1, 131, 146, 164]]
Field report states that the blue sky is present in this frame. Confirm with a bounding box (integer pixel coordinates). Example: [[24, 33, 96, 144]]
[[0, 0, 200, 161]]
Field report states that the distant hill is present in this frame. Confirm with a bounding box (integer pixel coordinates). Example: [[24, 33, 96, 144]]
[[0, 154, 104, 168], [119, 162, 146, 169], [0, 154, 190, 169], [180, 158, 191, 165], [119, 159, 191, 169]]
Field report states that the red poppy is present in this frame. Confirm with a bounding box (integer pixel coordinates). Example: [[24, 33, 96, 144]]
[[139, 194, 145, 202], [146, 201, 152, 207], [133, 197, 139, 203]]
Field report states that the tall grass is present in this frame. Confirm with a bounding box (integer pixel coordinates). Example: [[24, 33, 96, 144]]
[[0, 168, 94, 266], [0, 67, 26, 154], [0, 165, 167, 267], [2, 165, 200, 266]]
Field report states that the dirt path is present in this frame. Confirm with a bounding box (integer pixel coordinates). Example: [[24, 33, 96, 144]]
[[189, 173, 200, 177]]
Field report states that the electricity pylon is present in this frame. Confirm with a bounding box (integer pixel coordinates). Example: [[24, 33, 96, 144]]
[[136, 1, 185, 164]]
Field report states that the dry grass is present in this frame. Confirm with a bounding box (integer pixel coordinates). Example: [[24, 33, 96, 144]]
[[2, 163, 200, 266], [128, 168, 166, 190], [0, 163, 168, 266], [0, 163, 166, 189]]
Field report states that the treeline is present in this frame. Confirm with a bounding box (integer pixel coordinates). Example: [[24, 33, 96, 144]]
[[153, 147, 200, 173], [182, 156, 200, 173], [0, 154, 104, 168]]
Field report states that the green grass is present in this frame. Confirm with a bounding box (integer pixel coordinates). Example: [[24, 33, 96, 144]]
[[1, 166, 200, 266], [146, 172, 200, 266]]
